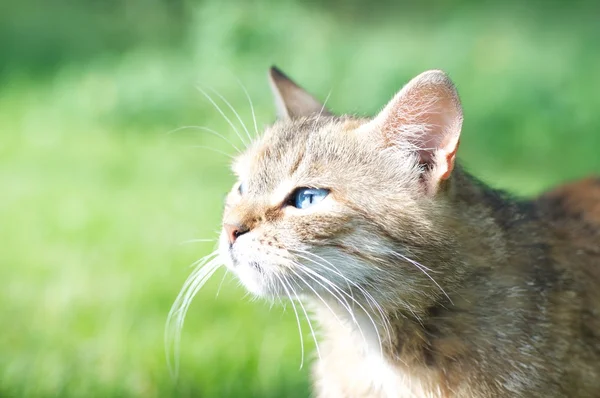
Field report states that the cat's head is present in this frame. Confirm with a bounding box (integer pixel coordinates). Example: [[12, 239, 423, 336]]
[[220, 67, 463, 313]]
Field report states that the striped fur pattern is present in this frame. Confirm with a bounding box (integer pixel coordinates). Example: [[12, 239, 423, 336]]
[[212, 68, 600, 397]]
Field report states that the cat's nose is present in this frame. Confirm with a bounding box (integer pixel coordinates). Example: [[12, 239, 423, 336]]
[[223, 223, 249, 245]]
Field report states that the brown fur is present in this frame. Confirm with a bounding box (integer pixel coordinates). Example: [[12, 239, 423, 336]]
[[213, 68, 600, 397]]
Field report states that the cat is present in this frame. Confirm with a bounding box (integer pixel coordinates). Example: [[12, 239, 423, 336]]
[[172, 67, 600, 397]]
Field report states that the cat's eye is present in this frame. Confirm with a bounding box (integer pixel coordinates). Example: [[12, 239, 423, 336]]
[[238, 182, 246, 195], [290, 188, 329, 209]]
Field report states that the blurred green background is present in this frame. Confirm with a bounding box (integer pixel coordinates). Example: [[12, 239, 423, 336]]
[[1, 0, 599, 396]]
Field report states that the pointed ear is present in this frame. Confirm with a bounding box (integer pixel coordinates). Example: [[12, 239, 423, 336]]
[[268, 66, 331, 119], [362, 70, 463, 192]]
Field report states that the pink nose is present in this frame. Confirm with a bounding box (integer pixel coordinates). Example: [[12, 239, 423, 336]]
[[223, 223, 248, 245]]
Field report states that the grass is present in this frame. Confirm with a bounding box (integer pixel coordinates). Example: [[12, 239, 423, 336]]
[[1, 1, 599, 396]]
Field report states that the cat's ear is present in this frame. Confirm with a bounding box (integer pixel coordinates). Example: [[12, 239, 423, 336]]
[[363, 70, 463, 190], [268, 66, 331, 119]]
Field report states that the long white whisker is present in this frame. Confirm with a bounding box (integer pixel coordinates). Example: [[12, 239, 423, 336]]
[[360, 289, 393, 345], [312, 90, 332, 130], [297, 250, 390, 320], [309, 248, 414, 341], [215, 269, 229, 298], [236, 78, 259, 138], [275, 273, 305, 369], [294, 263, 380, 352], [178, 238, 216, 245], [287, 277, 322, 362], [168, 261, 219, 354], [301, 252, 393, 344], [287, 265, 345, 326], [293, 252, 384, 356], [167, 125, 242, 153], [207, 87, 253, 145], [388, 249, 437, 273], [196, 86, 248, 147], [166, 255, 222, 379], [294, 259, 354, 319], [299, 250, 394, 346], [187, 145, 236, 160], [294, 249, 353, 292], [185, 251, 219, 269], [295, 250, 364, 299], [294, 260, 373, 352], [391, 252, 453, 304]]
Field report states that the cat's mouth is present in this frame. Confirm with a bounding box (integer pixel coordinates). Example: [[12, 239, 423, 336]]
[[228, 250, 262, 271], [249, 261, 263, 272], [233, 258, 263, 273], [228, 250, 301, 298], [224, 242, 275, 296], [222, 233, 349, 300]]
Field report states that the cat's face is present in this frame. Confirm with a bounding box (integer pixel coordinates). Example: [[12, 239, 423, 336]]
[[219, 67, 463, 310]]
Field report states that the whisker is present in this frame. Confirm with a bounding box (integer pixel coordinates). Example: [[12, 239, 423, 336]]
[[294, 260, 355, 319], [292, 251, 385, 356], [312, 89, 332, 131], [287, 265, 346, 326], [178, 238, 216, 245], [275, 273, 305, 369], [293, 249, 353, 292], [187, 145, 236, 160], [185, 251, 219, 269], [287, 277, 322, 362], [215, 269, 229, 298], [167, 260, 220, 355], [304, 252, 393, 343], [293, 260, 372, 352], [167, 125, 242, 153], [207, 87, 253, 146], [196, 86, 249, 148], [165, 253, 222, 379], [235, 78, 259, 138], [391, 251, 453, 304], [300, 250, 394, 345], [294, 263, 381, 352], [295, 250, 365, 298], [389, 249, 438, 273], [360, 289, 393, 346]]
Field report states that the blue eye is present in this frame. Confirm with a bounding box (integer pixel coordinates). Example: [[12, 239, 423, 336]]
[[291, 188, 329, 209]]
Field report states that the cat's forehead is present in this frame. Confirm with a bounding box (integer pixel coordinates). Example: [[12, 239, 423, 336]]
[[233, 116, 363, 193]]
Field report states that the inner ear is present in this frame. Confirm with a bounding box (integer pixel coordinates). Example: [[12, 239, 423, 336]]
[[361, 70, 463, 193], [268, 66, 331, 119]]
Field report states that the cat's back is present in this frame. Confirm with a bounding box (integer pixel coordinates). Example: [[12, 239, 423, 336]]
[[535, 177, 600, 388], [538, 176, 600, 242], [536, 175, 600, 307], [535, 177, 600, 286], [487, 178, 600, 395]]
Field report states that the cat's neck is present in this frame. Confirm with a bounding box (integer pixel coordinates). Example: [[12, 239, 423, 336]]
[[449, 165, 535, 232], [313, 165, 546, 376], [447, 164, 545, 266]]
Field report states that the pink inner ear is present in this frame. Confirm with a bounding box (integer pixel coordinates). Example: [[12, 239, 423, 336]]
[[370, 70, 463, 185], [441, 139, 460, 180]]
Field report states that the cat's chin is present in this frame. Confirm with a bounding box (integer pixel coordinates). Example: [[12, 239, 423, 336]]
[[230, 261, 294, 299], [233, 262, 269, 296]]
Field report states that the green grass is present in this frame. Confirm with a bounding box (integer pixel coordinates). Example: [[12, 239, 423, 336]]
[[1, 1, 599, 396]]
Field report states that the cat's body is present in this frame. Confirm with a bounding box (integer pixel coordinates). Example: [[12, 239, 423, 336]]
[[314, 169, 600, 397], [171, 67, 600, 397]]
